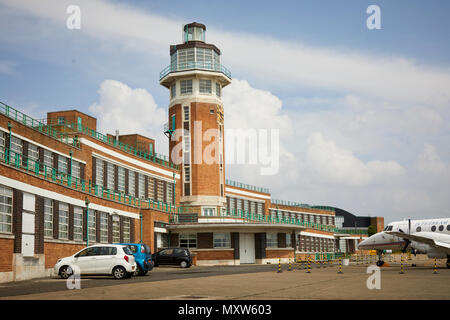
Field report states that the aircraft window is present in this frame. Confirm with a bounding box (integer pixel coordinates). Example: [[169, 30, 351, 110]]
[[438, 225, 444, 231], [416, 226, 421, 232], [447, 225, 450, 231], [383, 226, 388, 231], [387, 226, 393, 231], [431, 226, 436, 232]]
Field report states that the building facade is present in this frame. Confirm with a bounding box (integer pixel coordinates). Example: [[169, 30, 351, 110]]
[[0, 22, 381, 282]]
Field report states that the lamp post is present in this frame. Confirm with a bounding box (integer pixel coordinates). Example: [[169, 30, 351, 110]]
[[85, 197, 90, 247]]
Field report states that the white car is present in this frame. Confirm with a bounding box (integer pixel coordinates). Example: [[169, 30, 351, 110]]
[[54, 244, 136, 280]]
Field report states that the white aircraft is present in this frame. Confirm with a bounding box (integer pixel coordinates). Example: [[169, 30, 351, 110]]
[[358, 218, 450, 268]]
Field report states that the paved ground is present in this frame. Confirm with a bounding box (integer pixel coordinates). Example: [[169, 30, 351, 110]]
[[0, 258, 449, 300]]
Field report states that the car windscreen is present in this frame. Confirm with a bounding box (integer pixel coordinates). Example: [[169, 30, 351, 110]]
[[143, 244, 151, 254], [122, 246, 133, 255], [127, 245, 138, 254]]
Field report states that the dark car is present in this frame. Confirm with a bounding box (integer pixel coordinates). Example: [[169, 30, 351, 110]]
[[116, 243, 153, 276], [152, 248, 192, 268]]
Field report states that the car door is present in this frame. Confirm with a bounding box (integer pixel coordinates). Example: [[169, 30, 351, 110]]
[[95, 246, 117, 274], [157, 249, 173, 265], [173, 249, 185, 265], [73, 247, 100, 274]]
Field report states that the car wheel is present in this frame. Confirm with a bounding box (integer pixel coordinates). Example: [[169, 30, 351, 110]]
[[59, 266, 73, 279], [142, 270, 149, 276], [134, 265, 143, 276], [180, 261, 188, 268], [113, 266, 127, 279]]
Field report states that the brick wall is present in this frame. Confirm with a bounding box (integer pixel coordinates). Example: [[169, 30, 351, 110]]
[[266, 249, 294, 259], [0, 239, 14, 272], [44, 242, 85, 269], [194, 250, 234, 261]]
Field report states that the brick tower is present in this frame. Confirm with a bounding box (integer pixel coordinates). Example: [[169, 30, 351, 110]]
[[160, 22, 232, 216]]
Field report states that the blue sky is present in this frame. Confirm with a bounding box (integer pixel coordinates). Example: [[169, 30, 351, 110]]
[[1, 0, 449, 222]]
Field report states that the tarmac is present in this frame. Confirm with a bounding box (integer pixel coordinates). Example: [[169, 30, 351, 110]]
[[1, 257, 449, 300]]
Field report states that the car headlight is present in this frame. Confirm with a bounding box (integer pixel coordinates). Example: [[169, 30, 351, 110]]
[[56, 259, 62, 264]]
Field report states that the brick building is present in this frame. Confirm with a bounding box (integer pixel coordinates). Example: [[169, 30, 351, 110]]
[[0, 22, 382, 282]]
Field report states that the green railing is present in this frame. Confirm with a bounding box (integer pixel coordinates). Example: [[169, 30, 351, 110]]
[[0, 102, 80, 148], [159, 62, 232, 80], [271, 199, 335, 212], [171, 208, 339, 233], [225, 179, 269, 194], [61, 119, 178, 170], [336, 228, 368, 235], [0, 147, 176, 214]]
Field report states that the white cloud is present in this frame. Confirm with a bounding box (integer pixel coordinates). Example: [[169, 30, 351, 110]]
[[0, 60, 17, 75], [88, 80, 168, 154], [417, 144, 449, 176]]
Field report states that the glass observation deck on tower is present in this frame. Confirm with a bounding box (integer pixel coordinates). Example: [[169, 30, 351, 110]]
[[159, 22, 232, 81]]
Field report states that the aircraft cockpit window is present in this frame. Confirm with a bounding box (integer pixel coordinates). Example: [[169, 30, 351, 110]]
[[386, 226, 393, 231], [416, 226, 421, 232]]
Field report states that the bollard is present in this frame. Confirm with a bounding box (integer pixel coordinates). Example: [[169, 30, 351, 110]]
[[433, 258, 438, 274], [306, 256, 311, 273], [288, 258, 292, 271], [337, 257, 343, 274], [277, 257, 282, 273], [399, 254, 404, 274]]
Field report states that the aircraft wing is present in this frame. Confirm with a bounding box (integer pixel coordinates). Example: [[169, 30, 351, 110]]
[[386, 231, 450, 250]]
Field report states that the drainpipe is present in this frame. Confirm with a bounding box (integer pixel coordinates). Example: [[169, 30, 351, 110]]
[[85, 197, 90, 247], [7, 122, 12, 164], [69, 149, 73, 180], [140, 212, 143, 243]]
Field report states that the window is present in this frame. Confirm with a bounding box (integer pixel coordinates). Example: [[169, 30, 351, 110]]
[[216, 82, 221, 97], [416, 226, 421, 232], [77, 247, 99, 257], [99, 247, 117, 256], [88, 211, 96, 242], [10, 136, 22, 162], [100, 212, 108, 243], [43, 150, 53, 170], [236, 199, 242, 213], [438, 225, 444, 232], [58, 202, 69, 240], [183, 106, 190, 121], [170, 84, 176, 98], [57, 116, 65, 125], [431, 225, 436, 232], [123, 218, 130, 243], [117, 167, 125, 193], [266, 233, 278, 248], [28, 143, 39, 170], [229, 197, 235, 213], [243, 200, 249, 213], [257, 202, 263, 215], [177, 48, 194, 68], [199, 79, 211, 94], [147, 177, 154, 200], [106, 162, 115, 190], [138, 173, 145, 199], [157, 180, 164, 202], [71, 160, 80, 179], [214, 233, 231, 248], [112, 216, 120, 243], [202, 208, 216, 216], [128, 171, 135, 197], [95, 158, 104, 187], [184, 166, 190, 183], [167, 183, 173, 204], [179, 233, 197, 248], [58, 155, 67, 175], [196, 48, 213, 68], [0, 132, 5, 158], [447, 225, 450, 231], [180, 79, 193, 95], [0, 186, 13, 233], [44, 198, 53, 237], [73, 206, 83, 241]]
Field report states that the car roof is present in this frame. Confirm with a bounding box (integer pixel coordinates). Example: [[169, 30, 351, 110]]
[[86, 244, 127, 248]]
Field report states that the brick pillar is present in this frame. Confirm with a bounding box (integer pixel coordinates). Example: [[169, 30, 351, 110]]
[[12, 189, 23, 253], [53, 200, 59, 239], [277, 233, 286, 248], [124, 169, 129, 195], [96, 210, 100, 243], [68, 204, 74, 241], [34, 196, 44, 254], [255, 233, 266, 259], [92, 157, 96, 185], [231, 232, 239, 259]]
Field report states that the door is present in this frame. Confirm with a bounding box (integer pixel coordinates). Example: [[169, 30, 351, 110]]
[[22, 212, 35, 257], [74, 247, 99, 274], [157, 249, 174, 265], [239, 233, 255, 264]]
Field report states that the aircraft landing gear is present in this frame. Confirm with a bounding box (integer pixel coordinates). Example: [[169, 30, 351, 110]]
[[447, 256, 450, 269], [376, 260, 384, 267], [376, 250, 384, 267]]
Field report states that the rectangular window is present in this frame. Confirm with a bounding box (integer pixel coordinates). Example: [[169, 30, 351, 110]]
[[250, 202, 256, 214], [178, 48, 195, 68], [236, 199, 242, 213], [179, 233, 197, 248], [10, 136, 22, 162], [95, 158, 104, 188], [266, 232, 278, 248], [71, 160, 80, 180], [107, 162, 115, 190], [58, 202, 69, 240], [157, 180, 164, 202], [257, 202, 263, 215], [128, 170, 135, 197], [166, 183, 173, 204], [123, 218, 130, 243], [199, 79, 212, 94], [183, 106, 190, 121], [73, 206, 83, 241], [184, 166, 190, 183], [286, 233, 292, 248], [88, 211, 96, 242], [44, 198, 53, 238], [0, 186, 13, 233], [228, 197, 235, 213], [170, 84, 176, 98], [243, 200, 249, 213], [138, 174, 145, 199], [147, 177, 155, 200], [58, 155, 67, 175], [216, 82, 221, 97], [28, 143, 39, 170], [100, 211, 108, 243], [117, 167, 125, 193], [43, 150, 53, 172], [180, 79, 193, 95], [112, 216, 120, 243], [202, 208, 216, 216], [58, 116, 65, 125], [213, 233, 231, 248]]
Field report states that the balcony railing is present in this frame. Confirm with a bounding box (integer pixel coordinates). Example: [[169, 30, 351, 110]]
[[0, 102, 80, 148], [335, 228, 368, 235], [170, 208, 338, 233], [271, 199, 335, 212], [225, 179, 269, 194], [0, 147, 176, 214], [159, 62, 232, 80]]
